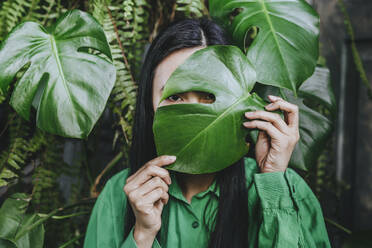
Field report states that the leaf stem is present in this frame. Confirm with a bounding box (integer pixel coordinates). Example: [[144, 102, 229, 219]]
[[106, 5, 135, 83], [325, 217, 352, 235], [14, 198, 95, 241], [90, 151, 123, 197]]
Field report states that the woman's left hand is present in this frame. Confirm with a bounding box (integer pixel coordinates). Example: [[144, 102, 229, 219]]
[[243, 95, 300, 173]]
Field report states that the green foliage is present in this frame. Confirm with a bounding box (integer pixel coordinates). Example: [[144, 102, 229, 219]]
[[0, 117, 46, 187], [175, 0, 205, 18], [0, 193, 45, 248], [337, 0, 372, 98], [90, 0, 139, 160], [254, 67, 336, 170], [153, 45, 267, 174], [0, 9, 116, 138], [209, 0, 319, 95]]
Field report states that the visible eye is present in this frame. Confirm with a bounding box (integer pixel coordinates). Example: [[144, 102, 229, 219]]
[[201, 93, 216, 103], [167, 94, 182, 102], [204, 93, 215, 101]]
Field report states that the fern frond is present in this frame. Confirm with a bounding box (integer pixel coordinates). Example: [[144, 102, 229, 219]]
[[175, 0, 205, 18], [113, 0, 150, 78], [0, 0, 32, 40], [29, 0, 66, 26], [31, 134, 63, 207], [90, 2, 138, 154], [0, 116, 47, 186]]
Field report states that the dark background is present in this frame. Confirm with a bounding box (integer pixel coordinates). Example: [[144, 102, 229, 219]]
[[312, 0, 372, 246]]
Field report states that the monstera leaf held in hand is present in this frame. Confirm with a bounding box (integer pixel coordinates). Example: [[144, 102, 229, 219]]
[[209, 0, 319, 95], [0, 10, 116, 138], [153, 45, 268, 174]]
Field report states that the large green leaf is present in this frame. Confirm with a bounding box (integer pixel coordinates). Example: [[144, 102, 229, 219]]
[[153, 45, 267, 174], [254, 67, 336, 170], [209, 0, 319, 95], [0, 10, 116, 138], [0, 193, 44, 248]]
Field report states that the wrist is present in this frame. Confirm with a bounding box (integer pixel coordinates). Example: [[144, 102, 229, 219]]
[[259, 162, 287, 173], [133, 223, 158, 248]]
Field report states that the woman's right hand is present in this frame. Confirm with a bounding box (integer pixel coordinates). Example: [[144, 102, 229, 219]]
[[123, 155, 176, 248]]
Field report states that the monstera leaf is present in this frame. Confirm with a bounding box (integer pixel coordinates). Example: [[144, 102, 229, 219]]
[[153, 45, 268, 174], [0, 10, 116, 138], [209, 0, 319, 95], [254, 67, 336, 170], [0, 193, 44, 248]]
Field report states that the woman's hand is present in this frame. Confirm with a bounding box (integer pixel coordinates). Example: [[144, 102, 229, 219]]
[[123, 155, 175, 248], [243, 95, 300, 173]]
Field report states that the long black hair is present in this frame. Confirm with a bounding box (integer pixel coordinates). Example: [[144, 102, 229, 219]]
[[126, 17, 249, 248]]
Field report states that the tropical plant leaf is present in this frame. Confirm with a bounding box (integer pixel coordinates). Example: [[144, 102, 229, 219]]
[[0, 193, 44, 248], [153, 45, 267, 174], [209, 0, 319, 95], [0, 9, 116, 138], [254, 67, 336, 170]]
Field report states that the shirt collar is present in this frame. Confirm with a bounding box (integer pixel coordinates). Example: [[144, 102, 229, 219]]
[[168, 171, 220, 204]]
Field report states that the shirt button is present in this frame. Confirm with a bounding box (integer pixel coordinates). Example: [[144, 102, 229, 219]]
[[192, 221, 199, 228]]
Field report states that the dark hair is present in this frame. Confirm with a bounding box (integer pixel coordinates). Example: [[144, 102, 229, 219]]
[[126, 17, 249, 248]]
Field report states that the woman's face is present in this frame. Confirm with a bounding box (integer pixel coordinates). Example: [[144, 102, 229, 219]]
[[152, 46, 215, 111]]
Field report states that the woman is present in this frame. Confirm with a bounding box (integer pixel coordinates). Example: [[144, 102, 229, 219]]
[[84, 18, 331, 248]]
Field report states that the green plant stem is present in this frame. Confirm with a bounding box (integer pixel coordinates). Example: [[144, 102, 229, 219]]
[[337, 0, 372, 99], [14, 198, 95, 241], [106, 5, 135, 83], [37, 211, 90, 220], [325, 217, 352, 235], [58, 234, 85, 248], [90, 151, 123, 197]]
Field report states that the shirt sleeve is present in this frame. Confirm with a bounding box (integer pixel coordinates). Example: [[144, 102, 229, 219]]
[[120, 228, 162, 248], [253, 168, 331, 248], [83, 169, 162, 248]]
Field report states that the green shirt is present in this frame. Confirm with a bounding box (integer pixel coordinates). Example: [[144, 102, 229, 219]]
[[83, 157, 331, 248]]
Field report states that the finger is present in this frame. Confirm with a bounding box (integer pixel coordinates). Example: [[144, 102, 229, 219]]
[[265, 97, 299, 128], [126, 155, 176, 183], [143, 187, 167, 205], [154, 199, 164, 211], [243, 120, 283, 140], [125, 165, 171, 193], [154, 193, 169, 211], [245, 110, 289, 134], [134, 176, 169, 197]]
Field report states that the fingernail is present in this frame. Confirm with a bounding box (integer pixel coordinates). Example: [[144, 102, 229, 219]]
[[243, 122, 250, 127], [245, 112, 253, 117], [168, 156, 176, 161], [265, 103, 274, 109], [268, 95, 277, 100]]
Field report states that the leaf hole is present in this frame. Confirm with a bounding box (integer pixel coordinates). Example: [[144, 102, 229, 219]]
[[244, 26, 259, 52], [161, 91, 216, 105], [77, 47, 111, 62], [229, 7, 244, 25]]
